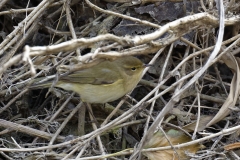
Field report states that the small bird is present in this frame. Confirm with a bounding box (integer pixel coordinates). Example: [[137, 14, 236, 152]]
[[31, 56, 146, 103]]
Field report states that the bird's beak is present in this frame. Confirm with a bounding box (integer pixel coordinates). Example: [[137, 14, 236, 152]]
[[143, 64, 153, 68]]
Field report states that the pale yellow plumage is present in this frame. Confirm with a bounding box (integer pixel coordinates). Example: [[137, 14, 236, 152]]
[[31, 56, 145, 103]]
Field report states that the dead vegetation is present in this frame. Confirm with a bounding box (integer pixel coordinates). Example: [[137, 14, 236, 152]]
[[0, 0, 240, 159]]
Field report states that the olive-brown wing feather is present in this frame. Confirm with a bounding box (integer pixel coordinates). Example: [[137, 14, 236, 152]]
[[59, 67, 122, 85]]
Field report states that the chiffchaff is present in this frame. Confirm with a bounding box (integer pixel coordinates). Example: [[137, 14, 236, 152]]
[[31, 56, 146, 103]]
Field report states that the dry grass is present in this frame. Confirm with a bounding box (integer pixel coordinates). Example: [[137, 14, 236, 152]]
[[1, 0, 240, 159]]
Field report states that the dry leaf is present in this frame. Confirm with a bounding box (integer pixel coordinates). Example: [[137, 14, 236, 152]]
[[143, 129, 204, 160], [182, 115, 214, 132], [206, 54, 240, 126]]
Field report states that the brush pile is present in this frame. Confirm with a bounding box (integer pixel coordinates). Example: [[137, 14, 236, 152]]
[[0, 0, 240, 159]]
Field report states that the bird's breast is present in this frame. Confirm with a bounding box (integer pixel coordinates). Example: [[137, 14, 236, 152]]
[[56, 79, 127, 103]]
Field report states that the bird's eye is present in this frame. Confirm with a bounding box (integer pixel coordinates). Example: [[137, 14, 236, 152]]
[[131, 67, 136, 71]]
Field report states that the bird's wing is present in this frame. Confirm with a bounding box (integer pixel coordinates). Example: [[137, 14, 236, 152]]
[[59, 67, 121, 85]]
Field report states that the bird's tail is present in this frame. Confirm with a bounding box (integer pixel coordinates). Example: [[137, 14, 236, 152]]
[[30, 82, 52, 90], [29, 77, 55, 90]]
